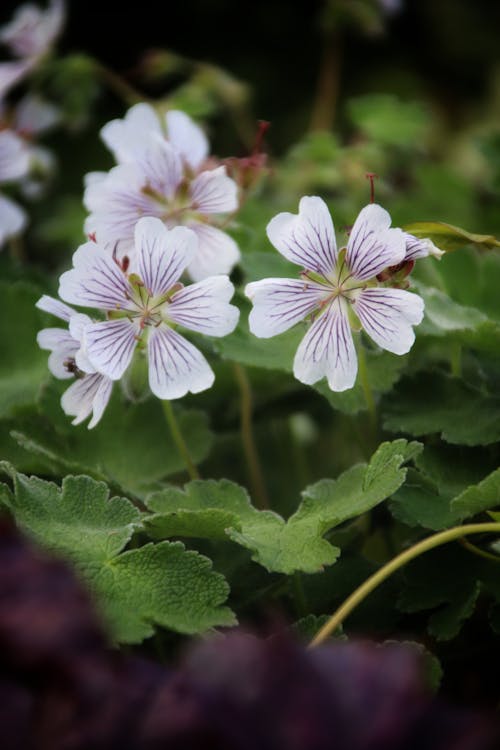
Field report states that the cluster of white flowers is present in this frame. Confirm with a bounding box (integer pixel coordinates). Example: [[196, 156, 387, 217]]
[[0, 1, 63, 247], [36, 91, 440, 427]]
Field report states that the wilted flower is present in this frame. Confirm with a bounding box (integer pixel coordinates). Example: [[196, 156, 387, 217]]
[[36, 295, 113, 428], [57, 216, 239, 400], [84, 103, 240, 282], [246, 197, 425, 392]]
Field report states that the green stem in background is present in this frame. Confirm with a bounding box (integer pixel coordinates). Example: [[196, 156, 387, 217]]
[[233, 363, 269, 510], [8, 235, 25, 264], [450, 342, 462, 378], [356, 338, 376, 429], [162, 400, 200, 481], [460, 536, 500, 564], [93, 61, 147, 105], [309, 522, 500, 648], [310, 31, 342, 131]]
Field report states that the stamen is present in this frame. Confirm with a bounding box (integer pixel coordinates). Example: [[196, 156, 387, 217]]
[[365, 172, 378, 204]]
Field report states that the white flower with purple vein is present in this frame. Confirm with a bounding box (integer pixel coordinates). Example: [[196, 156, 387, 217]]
[[84, 103, 240, 282], [245, 197, 425, 392], [58, 216, 239, 400], [36, 295, 113, 428]]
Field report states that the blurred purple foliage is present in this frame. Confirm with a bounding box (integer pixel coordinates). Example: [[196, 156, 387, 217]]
[[0, 520, 496, 750]]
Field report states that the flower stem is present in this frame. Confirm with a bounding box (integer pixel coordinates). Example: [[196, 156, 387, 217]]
[[460, 536, 500, 564], [162, 400, 200, 481], [356, 338, 376, 428], [233, 363, 269, 509], [93, 61, 147, 105], [309, 522, 500, 648]]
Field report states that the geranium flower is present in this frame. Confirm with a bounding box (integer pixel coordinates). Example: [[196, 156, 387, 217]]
[[0, 128, 30, 246], [58, 216, 239, 400], [404, 232, 444, 261], [245, 197, 424, 392], [84, 104, 240, 282], [36, 295, 113, 428]]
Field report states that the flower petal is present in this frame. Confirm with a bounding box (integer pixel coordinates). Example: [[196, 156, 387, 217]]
[[168, 275, 239, 336], [84, 319, 138, 380], [0, 60, 33, 98], [58, 242, 133, 310], [189, 166, 238, 214], [404, 233, 444, 261], [293, 298, 357, 391], [136, 217, 198, 296], [61, 373, 113, 429], [100, 103, 162, 163], [0, 194, 26, 246], [266, 196, 337, 275], [147, 325, 214, 399], [15, 94, 60, 135], [185, 223, 240, 282], [346, 204, 405, 281], [37, 327, 77, 379], [246, 277, 328, 338], [139, 137, 183, 199], [69, 313, 97, 373], [0, 130, 30, 182], [352, 288, 424, 355], [36, 294, 74, 322], [166, 110, 209, 170]]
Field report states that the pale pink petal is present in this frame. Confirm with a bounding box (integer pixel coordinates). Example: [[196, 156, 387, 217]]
[[0, 0, 64, 58], [346, 204, 405, 281], [168, 275, 239, 336], [36, 294, 74, 322], [69, 313, 97, 373], [58, 242, 133, 310], [246, 277, 329, 338], [293, 297, 357, 392], [101, 103, 162, 163], [0, 130, 30, 182], [185, 223, 240, 282], [166, 110, 209, 170], [15, 94, 60, 135], [0, 194, 26, 246], [189, 166, 238, 214], [0, 60, 33, 97], [266, 196, 337, 276], [135, 217, 198, 296], [138, 137, 183, 199], [84, 319, 139, 380], [61, 373, 113, 429], [352, 288, 424, 355], [147, 325, 214, 399], [404, 233, 444, 261]]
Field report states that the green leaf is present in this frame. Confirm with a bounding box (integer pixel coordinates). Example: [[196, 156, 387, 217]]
[[0, 281, 48, 418], [145, 440, 420, 575], [14, 383, 213, 496], [404, 221, 500, 251], [383, 372, 500, 446], [291, 614, 344, 641], [1, 465, 141, 564], [348, 95, 429, 148], [1, 464, 234, 643], [91, 542, 235, 642], [389, 469, 462, 531], [451, 468, 500, 519]]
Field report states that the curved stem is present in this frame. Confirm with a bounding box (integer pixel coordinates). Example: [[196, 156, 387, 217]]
[[309, 522, 500, 648], [356, 338, 376, 428], [233, 363, 269, 509], [460, 536, 500, 564], [93, 61, 147, 105], [162, 400, 200, 481]]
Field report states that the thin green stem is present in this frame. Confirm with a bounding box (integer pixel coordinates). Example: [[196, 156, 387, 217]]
[[310, 32, 342, 131], [460, 536, 500, 564], [93, 61, 147, 105], [309, 522, 500, 648], [233, 363, 269, 509], [162, 400, 200, 481], [356, 338, 376, 428]]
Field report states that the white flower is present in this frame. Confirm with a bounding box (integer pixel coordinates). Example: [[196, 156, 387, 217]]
[[58, 216, 239, 400], [36, 295, 113, 428], [245, 197, 425, 392], [404, 232, 444, 261], [0, 129, 30, 247], [0, 0, 64, 60], [84, 104, 240, 282]]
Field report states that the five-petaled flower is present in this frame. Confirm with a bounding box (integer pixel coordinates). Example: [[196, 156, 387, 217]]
[[245, 197, 425, 392], [57, 216, 240, 401], [84, 103, 240, 282]]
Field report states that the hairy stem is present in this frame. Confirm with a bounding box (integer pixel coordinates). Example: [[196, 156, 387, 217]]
[[233, 363, 269, 509], [162, 400, 200, 481], [309, 522, 500, 647]]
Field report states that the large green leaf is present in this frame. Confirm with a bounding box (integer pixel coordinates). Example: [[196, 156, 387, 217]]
[[404, 221, 500, 251], [145, 440, 420, 574], [1, 464, 234, 643]]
